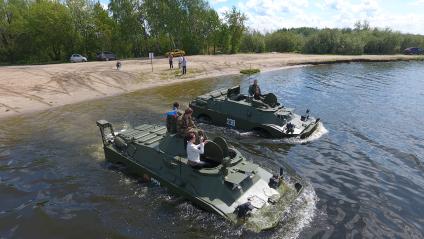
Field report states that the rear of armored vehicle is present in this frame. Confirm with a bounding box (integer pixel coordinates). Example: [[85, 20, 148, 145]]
[[181, 146, 303, 231], [204, 157, 303, 232], [190, 89, 228, 124]]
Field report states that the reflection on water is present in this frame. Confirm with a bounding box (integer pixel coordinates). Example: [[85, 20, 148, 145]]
[[1, 62, 424, 238]]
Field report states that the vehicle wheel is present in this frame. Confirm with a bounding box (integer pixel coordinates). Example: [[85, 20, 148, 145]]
[[197, 115, 212, 124], [253, 128, 271, 138], [105, 58, 109, 61]]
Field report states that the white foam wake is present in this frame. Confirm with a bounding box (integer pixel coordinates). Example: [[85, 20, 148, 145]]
[[200, 122, 328, 145], [276, 122, 328, 145]]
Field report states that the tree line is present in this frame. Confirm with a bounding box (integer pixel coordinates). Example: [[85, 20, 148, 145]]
[[241, 22, 424, 55], [1, 0, 423, 65], [0, 0, 246, 64]]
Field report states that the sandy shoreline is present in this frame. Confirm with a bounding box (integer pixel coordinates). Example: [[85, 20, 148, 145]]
[[0, 53, 422, 119]]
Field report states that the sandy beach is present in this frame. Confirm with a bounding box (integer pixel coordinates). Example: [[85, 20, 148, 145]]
[[0, 53, 422, 119]]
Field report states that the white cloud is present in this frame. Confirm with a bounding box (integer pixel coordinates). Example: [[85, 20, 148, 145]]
[[217, 6, 230, 16], [240, 0, 308, 16], [230, 0, 424, 34], [210, 0, 228, 3], [237, 0, 317, 33], [101, 3, 108, 10], [411, 0, 424, 5]]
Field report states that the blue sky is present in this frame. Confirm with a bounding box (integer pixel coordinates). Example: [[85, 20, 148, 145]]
[[208, 0, 424, 34]]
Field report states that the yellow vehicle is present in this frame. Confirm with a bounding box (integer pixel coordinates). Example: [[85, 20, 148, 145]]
[[166, 49, 185, 57]]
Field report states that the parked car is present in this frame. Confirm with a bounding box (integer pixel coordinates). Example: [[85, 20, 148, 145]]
[[96, 51, 117, 61], [166, 49, 185, 57], [70, 54, 87, 63], [404, 47, 424, 55]]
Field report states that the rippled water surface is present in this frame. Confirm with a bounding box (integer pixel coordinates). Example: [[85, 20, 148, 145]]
[[1, 62, 424, 238]]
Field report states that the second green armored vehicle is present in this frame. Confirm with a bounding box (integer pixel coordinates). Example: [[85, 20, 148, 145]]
[[96, 120, 304, 232], [189, 85, 320, 139]]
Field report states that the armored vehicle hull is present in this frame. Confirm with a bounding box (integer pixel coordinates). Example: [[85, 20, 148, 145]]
[[97, 120, 304, 232], [190, 86, 320, 139]]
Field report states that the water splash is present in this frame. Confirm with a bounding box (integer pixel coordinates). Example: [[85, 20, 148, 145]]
[[87, 144, 106, 162], [112, 168, 317, 238], [199, 122, 328, 145], [272, 182, 318, 239], [276, 122, 328, 145]]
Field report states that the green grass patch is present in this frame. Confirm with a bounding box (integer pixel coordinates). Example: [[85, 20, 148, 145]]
[[240, 68, 260, 75]]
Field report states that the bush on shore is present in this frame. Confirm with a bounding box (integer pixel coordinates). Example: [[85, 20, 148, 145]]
[[240, 68, 260, 75]]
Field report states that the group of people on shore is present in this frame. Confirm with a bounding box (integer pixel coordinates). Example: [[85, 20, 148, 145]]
[[168, 54, 187, 75], [113, 54, 187, 74]]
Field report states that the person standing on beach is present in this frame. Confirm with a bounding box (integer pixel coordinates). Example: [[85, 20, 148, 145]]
[[168, 54, 173, 69], [178, 56, 182, 69], [181, 56, 187, 75]]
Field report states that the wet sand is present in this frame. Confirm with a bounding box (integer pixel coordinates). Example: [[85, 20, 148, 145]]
[[0, 53, 422, 119]]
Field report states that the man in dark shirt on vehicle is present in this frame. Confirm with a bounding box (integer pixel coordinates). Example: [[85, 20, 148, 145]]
[[248, 79, 262, 100], [166, 102, 181, 133]]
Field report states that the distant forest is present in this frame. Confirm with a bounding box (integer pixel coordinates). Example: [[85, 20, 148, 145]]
[[1, 0, 424, 64]]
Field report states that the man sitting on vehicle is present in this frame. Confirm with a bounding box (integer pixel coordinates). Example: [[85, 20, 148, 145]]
[[177, 107, 205, 143], [177, 108, 195, 135], [248, 79, 262, 100], [166, 102, 181, 133], [186, 132, 206, 168]]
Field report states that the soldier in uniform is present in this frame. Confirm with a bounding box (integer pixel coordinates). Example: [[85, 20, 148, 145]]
[[177, 107, 205, 143], [248, 79, 262, 100]]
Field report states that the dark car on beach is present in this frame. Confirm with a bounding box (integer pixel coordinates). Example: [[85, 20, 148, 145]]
[[96, 51, 117, 61], [403, 47, 423, 55]]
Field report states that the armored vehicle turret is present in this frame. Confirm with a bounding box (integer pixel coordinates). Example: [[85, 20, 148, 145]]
[[97, 120, 304, 231], [189, 86, 320, 139]]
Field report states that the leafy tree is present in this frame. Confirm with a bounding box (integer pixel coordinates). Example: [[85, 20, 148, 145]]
[[1, 1, 424, 64], [0, 0, 28, 63], [336, 34, 364, 55], [26, 0, 74, 61], [265, 31, 303, 52], [240, 30, 265, 53], [92, 2, 115, 58], [66, 0, 95, 55], [224, 6, 247, 54], [304, 29, 342, 54], [401, 34, 424, 50], [109, 0, 146, 57]]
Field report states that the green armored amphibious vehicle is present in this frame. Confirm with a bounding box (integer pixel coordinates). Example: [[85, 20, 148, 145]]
[[97, 120, 304, 231], [189, 86, 320, 139]]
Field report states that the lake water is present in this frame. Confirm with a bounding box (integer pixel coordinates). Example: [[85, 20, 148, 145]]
[[0, 61, 423, 238]]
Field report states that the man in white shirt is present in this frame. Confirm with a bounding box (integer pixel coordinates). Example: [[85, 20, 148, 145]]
[[178, 56, 182, 69], [186, 132, 205, 168]]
